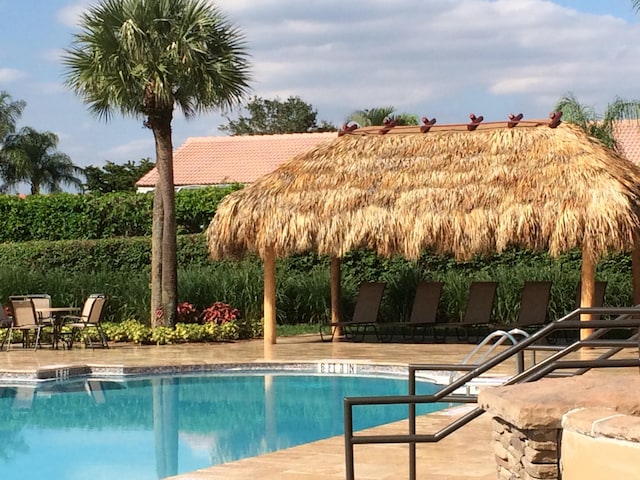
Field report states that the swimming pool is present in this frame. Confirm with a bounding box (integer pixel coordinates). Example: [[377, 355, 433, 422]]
[[0, 371, 450, 479]]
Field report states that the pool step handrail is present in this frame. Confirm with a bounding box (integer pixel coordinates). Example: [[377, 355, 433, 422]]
[[344, 306, 640, 480], [448, 328, 529, 385]]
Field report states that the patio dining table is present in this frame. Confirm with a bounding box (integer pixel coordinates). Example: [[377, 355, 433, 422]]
[[36, 306, 80, 349]]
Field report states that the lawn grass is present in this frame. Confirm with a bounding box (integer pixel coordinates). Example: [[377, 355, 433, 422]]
[[276, 323, 319, 337]]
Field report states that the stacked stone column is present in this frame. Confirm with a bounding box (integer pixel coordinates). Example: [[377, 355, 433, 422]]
[[490, 417, 559, 480]]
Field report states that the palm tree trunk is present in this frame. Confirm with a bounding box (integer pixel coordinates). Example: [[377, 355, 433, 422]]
[[153, 122, 177, 327], [150, 187, 164, 327]]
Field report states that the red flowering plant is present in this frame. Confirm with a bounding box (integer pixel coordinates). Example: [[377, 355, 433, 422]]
[[176, 301, 199, 324], [200, 302, 240, 325]]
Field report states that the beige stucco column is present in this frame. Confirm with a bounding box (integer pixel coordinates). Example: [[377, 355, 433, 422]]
[[264, 245, 277, 345]]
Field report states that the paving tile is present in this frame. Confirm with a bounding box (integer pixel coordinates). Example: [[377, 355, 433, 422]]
[[0, 334, 635, 480]]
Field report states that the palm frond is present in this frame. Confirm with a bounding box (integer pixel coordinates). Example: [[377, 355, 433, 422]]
[[62, 0, 251, 123]]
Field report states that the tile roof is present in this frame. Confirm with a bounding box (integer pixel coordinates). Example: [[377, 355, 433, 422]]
[[614, 120, 640, 165], [136, 132, 338, 187], [136, 121, 640, 189]]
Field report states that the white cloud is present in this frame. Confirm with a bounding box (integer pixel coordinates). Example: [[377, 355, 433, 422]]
[[211, 0, 640, 125], [41, 48, 65, 63], [12, 0, 639, 166], [57, 1, 91, 27], [104, 138, 155, 161], [0, 68, 26, 84]]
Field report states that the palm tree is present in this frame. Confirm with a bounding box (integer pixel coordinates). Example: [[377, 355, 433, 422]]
[[554, 93, 640, 150], [63, 0, 251, 327], [0, 91, 25, 143], [1, 127, 83, 194], [346, 106, 418, 127]]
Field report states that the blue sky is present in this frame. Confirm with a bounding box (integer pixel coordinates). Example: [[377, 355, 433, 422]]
[[1, 0, 639, 180]]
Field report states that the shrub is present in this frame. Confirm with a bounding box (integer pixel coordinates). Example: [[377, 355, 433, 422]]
[[99, 318, 259, 344], [200, 302, 240, 324], [176, 302, 199, 324]]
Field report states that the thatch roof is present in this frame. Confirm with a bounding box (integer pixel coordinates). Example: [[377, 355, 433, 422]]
[[206, 121, 640, 261]]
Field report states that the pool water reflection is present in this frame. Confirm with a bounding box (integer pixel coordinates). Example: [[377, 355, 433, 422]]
[[0, 373, 449, 479]]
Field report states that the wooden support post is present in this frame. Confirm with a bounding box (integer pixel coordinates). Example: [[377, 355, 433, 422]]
[[330, 256, 342, 341], [632, 243, 640, 306], [580, 247, 596, 340], [264, 246, 277, 345]]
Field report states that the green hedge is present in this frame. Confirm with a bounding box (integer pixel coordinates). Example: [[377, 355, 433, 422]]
[[0, 234, 209, 272], [0, 185, 242, 242], [0, 235, 633, 327]]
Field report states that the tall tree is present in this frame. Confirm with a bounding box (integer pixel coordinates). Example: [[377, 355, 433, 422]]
[[220, 95, 337, 135], [346, 106, 418, 127], [1, 127, 83, 194], [64, 0, 251, 327], [0, 91, 25, 143], [554, 93, 640, 150], [84, 158, 155, 193], [0, 91, 27, 193]]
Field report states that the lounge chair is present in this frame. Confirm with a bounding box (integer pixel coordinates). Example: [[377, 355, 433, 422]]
[[492, 280, 552, 333], [62, 294, 109, 348], [432, 281, 498, 342], [319, 282, 386, 342], [377, 281, 444, 342], [7, 298, 43, 350]]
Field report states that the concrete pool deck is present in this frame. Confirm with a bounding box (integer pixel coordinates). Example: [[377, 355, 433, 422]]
[[0, 334, 635, 480]]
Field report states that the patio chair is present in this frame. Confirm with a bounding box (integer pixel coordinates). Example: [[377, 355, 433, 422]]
[[62, 294, 109, 348], [9, 294, 56, 345], [377, 281, 444, 342], [319, 282, 386, 342], [432, 281, 498, 342], [0, 301, 13, 350], [11, 294, 54, 323], [492, 280, 553, 333], [7, 297, 43, 350]]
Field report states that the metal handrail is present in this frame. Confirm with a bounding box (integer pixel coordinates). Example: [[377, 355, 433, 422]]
[[448, 328, 529, 384], [344, 307, 640, 480]]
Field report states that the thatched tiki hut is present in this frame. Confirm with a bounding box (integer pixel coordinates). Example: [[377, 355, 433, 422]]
[[207, 119, 640, 344]]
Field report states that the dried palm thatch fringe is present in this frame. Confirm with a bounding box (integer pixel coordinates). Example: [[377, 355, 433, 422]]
[[206, 122, 640, 262]]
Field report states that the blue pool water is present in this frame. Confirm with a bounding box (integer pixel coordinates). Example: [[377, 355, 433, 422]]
[[0, 373, 448, 479]]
